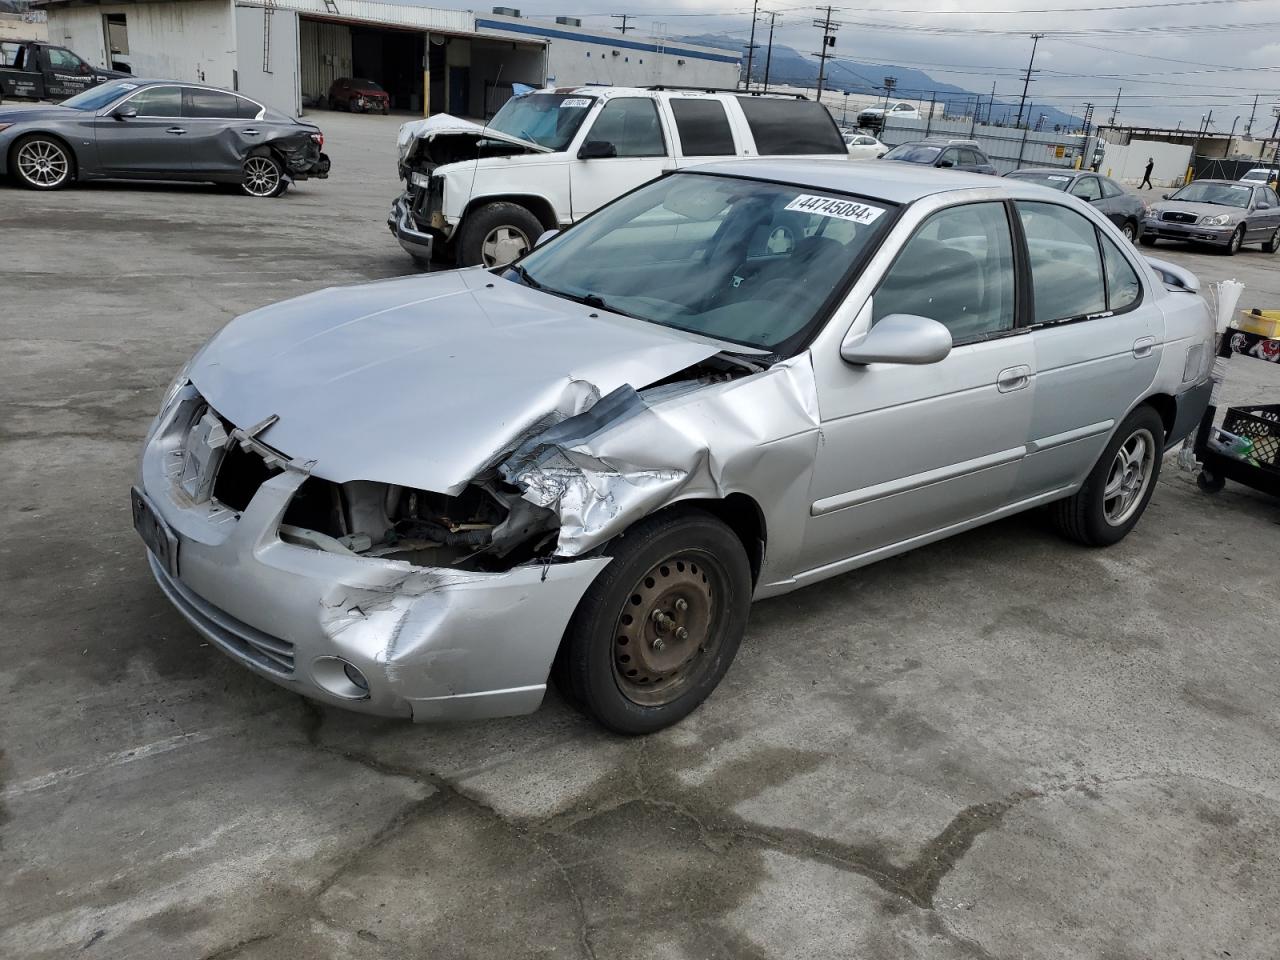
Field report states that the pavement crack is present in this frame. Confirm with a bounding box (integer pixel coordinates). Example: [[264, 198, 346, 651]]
[[199, 933, 274, 960], [525, 834, 599, 960]]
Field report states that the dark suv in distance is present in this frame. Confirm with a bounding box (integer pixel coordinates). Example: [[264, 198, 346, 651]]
[[880, 138, 997, 175]]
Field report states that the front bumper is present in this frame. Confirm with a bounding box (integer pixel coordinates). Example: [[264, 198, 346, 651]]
[[1143, 219, 1235, 245], [388, 192, 435, 261], [136, 390, 609, 722]]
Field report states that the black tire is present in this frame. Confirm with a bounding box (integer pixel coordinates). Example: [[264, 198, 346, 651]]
[[456, 201, 543, 267], [240, 148, 287, 198], [1138, 234, 1157, 247], [11, 133, 74, 190], [1222, 225, 1245, 256], [1120, 220, 1137, 242], [1051, 405, 1165, 547], [555, 507, 752, 735], [1262, 227, 1280, 254], [1197, 469, 1226, 494]]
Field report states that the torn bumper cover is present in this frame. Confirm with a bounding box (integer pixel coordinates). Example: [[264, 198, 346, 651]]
[[387, 192, 434, 261], [138, 402, 608, 722]]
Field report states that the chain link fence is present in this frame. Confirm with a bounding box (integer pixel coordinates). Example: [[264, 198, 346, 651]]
[[879, 115, 1095, 175]]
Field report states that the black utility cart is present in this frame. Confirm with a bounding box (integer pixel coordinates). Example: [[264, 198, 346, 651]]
[[1194, 326, 1280, 498]]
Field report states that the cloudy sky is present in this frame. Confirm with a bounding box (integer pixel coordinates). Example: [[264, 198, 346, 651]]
[[492, 0, 1280, 131]]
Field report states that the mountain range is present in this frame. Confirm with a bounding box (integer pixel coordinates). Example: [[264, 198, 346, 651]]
[[682, 33, 1082, 131]]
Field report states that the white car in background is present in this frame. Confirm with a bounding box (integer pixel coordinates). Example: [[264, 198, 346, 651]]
[[856, 101, 920, 130], [843, 132, 886, 159], [1239, 167, 1278, 186]]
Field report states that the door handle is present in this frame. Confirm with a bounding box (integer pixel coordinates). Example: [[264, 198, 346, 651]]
[[997, 365, 1032, 393], [1132, 336, 1155, 359], [165, 126, 186, 135], [240, 128, 260, 136]]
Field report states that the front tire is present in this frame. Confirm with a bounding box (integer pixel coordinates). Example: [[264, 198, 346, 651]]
[[555, 508, 752, 735], [12, 134, 74, 190], [1223, 225, 1245, 255], [456, 201, 543, 267], [1138, 234, 1157, 247], [1120, 220, 1137, 242], [241, 149, 287, 198], [1051, 405, 1164, 547]]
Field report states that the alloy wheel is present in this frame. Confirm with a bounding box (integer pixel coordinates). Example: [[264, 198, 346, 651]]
[[611, 553, 722, 707], [243, 156, 280, 197], [1121, 222, 1136, 241], [1229, 226, 1244, 253], [16, 139, 69, 187], [1102, 427, 1156, 526], [480, 225, 530, 266]]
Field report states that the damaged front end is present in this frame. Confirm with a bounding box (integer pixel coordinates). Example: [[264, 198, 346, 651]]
[[389, 114, 547, 259]]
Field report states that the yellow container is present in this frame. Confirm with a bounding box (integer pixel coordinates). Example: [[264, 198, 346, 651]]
[[1235, 310, 1280, 338]]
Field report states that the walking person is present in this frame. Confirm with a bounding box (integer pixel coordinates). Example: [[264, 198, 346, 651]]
[[1140, 157, 1155, 190]]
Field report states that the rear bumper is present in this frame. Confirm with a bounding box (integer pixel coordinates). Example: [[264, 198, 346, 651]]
[[388, 192, 435, 261], [289, 151, 330, 180], [1168, 377, 1214, 448]]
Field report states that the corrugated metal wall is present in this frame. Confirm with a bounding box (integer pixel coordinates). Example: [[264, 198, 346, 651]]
[[299, 17, 351, 101]]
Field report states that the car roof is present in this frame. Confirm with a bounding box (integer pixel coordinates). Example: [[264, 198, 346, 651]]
[[1008, 167, 1082, 178], [681, 158, 1006, 204]]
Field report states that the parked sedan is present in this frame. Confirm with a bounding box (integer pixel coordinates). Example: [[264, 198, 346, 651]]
[[0, 78, 330, 195], [1140, 179, 1280, 255], [881, 138, 997, 175], [328, 77, 390, 114], [843, 131, 886, 159], [134, 163, 1212, 733], [1005, 168, 1146, 241]]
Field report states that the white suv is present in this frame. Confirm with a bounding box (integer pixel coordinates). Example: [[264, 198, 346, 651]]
[[388, 86, 850, 267]]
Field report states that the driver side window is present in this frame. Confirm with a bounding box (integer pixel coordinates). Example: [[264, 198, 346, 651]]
[[587, 98, 667, 157], [48, 47, 86, 70], [1072, 177, 1102, 202], [872, 202, 1016, 343]]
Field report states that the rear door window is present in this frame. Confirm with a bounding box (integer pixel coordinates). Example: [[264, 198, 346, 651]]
[[1017, 201, 1108, 323], [1100, 177, 1125, 199], [669, 98, 735, 156], [736, 97, 845, 155], [1071, 176, 1103, 202], [183, 88, 240, 119], [235, 96, 262, 119], [587, 97, 667, 157]]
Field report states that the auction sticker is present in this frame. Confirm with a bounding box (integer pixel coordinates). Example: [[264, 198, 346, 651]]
[[559, 97, 592, 108], [785, 194, 884, 224]]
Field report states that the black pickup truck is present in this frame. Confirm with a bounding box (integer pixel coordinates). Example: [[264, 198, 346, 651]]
[[0, 40, 127, 102]]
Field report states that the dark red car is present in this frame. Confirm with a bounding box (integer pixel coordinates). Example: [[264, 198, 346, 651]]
[[327, 77, 389, 114]]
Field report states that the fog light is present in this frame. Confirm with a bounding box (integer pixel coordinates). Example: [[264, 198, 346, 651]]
[[312, 656, 371, 700]]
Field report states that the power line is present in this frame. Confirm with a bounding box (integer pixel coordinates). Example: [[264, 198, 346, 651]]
[[834, 17, 1280, 36], [611, 13, 633, 33], [831, 0, 1272, 13]]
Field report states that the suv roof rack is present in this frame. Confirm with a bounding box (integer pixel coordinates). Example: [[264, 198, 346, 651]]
[[644, 85, 808, 100]]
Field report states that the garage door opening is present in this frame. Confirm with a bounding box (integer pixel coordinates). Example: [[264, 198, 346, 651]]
[[300, 18, 426, 114]]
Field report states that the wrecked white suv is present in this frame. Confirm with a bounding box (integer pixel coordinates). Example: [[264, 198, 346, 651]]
[[138, 162, 1212, 734], [387, 86, 850, 268]]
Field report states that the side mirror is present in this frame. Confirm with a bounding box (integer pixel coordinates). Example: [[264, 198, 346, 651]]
[[841, 313, 953, 366], [1162, 193, 1170, 199], [113, 105, 137, 120], [535, 228, 559, 248], [937, 159, 954, 168], [577, 140, 617, 160]]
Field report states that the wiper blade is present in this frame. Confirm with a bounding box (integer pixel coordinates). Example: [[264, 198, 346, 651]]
[[539, 286, 639, 319], [509, 263, 541, 289]]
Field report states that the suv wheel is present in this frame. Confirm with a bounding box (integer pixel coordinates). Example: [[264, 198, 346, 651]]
[[554, 508, 752, 735], [456, 202, 543, 267], [1051, 405, 1164, 547]]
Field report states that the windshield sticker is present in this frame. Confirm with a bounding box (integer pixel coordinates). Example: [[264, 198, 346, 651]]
[[1047, 175, 1070, 181], [784, 194, 885, 224], [118, 82, 138, 91], [559, 98, 592, 108], [1227, 184, 1251, 192]]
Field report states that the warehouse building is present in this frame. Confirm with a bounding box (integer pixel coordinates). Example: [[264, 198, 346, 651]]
[[34, 0, 740, 117]]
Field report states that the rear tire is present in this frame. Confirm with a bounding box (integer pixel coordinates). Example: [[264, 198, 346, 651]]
[[240, 149, 287, 198], [11, 134, 74, 190], [555, 508, 752, 735], [1262, 227, 1280, 254], [455, 201, 543, 267], [1051, 405, 1164, 547]]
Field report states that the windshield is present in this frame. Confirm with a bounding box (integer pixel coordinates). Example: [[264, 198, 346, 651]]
[[61, 79, 137, 111], [883, 143, 942, 164], [488, 93, 596, 151], [1170, 182, 1253, 207], [1005, 171, 1073, 191], [1241, 171, 1269, 182], [511, 173, 894, 352], [352, 79, 385, 91]]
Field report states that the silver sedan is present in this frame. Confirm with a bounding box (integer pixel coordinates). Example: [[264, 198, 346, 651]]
[[134, 162, 1214, 733], [1141, 178, 1280, 254]]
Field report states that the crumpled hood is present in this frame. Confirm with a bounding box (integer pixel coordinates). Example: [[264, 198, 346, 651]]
[[396, 112, 549, 154], [1150, 200, 1242, 221], [188, 269, 721, 495]]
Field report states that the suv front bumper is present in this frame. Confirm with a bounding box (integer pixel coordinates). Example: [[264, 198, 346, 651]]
[[388, 192, 435, 261]]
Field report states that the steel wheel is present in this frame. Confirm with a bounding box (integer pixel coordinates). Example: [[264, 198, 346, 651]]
[[1121, 221, 1136, 242], [1102, 427, 1156, 526], [16, 137, 71, 188], [480, 225, 531, 267], [611, 553, 724, 707], [242, 155, 281, 197]]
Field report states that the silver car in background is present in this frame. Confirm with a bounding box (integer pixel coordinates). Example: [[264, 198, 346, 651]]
[[134, 162, 1214, 734], [1141, 178, 1280, 255]]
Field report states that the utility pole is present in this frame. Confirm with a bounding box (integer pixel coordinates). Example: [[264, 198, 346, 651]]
[[743, 0, 759, 92], [611, 14, 632, 34], [1109, 87, 1121, 125], [812, 6, 839, 99], [986, 81, 996, 125], [1014, 32, 1043, 129], [1268, 104, 1280, 182], [1246, 93, 1259, 136], [761, 10, 779, 93], [881, 75, 897, 115]]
